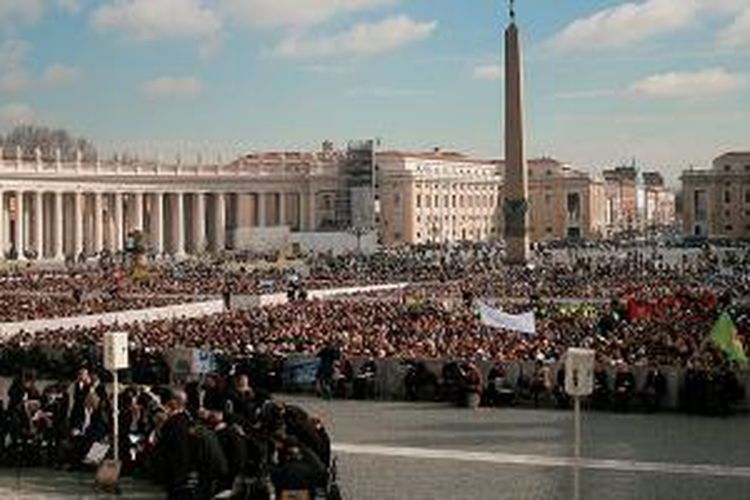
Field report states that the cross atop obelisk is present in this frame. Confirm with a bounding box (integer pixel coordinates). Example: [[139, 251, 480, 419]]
[[503, 0, 530, 264]]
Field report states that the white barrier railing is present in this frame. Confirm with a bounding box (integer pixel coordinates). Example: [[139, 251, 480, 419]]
[[0, 300, 225, 340], [232, 283, 410, 309]]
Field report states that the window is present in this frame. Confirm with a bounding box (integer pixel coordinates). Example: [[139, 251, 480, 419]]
[[725, 190, 731, 204], [416, 194, 421, 208], [724, 165, 732, 172], [745, 190, 750, 204], [546, 227, 553, 233], [745, 165, 750, 172], [725, 225, 733, 232], [452, 195, 457, 208]]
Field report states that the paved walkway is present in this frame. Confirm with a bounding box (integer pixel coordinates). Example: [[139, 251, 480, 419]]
[[2, 396, 749, 499]]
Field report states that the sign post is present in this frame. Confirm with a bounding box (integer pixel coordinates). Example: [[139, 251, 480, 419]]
[[565, 347, 595, 500], [101, 331, 129, 488]]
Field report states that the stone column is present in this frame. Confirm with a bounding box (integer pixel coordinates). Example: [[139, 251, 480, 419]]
[[303, 189, 318, 231], [257, 192, 266, 227], [14, 191, 25, 260], [193, 192, 206, 253], [133, 192, 144, 232], [214, 192, 226, 252], [151, 192, 164, 255], [174, 193, 186, 258], [278, 192, 286, 226], [94, 192, 104, 254], [503, 17, 530, 264], [74, 192, 84, 258], [54, 192, 64, 260], [114, 192, 124, 252], [34, 191, 43, 259], [0, 190, 4, 259]]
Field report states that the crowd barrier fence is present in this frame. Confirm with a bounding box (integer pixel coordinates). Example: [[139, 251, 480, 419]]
[[0, 300, 226, 339], [282, 356, 750, 411]]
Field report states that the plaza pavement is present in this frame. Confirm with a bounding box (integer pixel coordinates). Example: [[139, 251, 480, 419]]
[[0, 395, 749, 499]]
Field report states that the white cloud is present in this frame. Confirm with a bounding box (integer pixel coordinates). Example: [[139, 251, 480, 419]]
[[0, 0, 45, 26], [0, 39, 30, 71], [0, 102, 38, 125], [0, 40, 32, 92], [42, 63, 80, 85], [0, 72, 32, 92], [220, 0, 396, 29], [550, 0, 747, 51], [346, 86, 433, 98], [472, 64, 502, 81], [718, 8, 750, 48], [554, 89, 620, 100], [275, 15, 436, 58], [0, 41, 79, 91], [0, 0, 82, 29], [630, 68, 746, 97], [142, 76, 204, 98], [91, 0, 221, 42]]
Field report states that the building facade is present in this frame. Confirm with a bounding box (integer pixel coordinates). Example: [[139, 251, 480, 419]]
[[603, 166, 638, 235], [0, 144, 355, 261], [376, 150, 503, 245], [681, 152, 750, 239], [0, 142, 656, 261], [525, 158, 606, 241], [642, 172, 676, 231], [376, 152, 609, 245]]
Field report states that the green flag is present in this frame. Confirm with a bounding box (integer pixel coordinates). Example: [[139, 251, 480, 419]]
[[710, 312, 748, 366]]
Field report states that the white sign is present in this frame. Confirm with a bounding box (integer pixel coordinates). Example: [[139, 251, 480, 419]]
[[565, 348, 595, 397], [477, 301, 536, 335], [103, 331, 129, 370]]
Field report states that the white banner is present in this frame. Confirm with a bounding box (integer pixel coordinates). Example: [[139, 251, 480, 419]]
[[477, 301, 536, 335]]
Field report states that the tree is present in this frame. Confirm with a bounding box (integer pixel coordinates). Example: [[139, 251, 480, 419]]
[[0, 125, 97, 161]]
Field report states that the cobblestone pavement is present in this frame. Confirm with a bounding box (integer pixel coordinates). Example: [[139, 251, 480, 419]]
[[1, 396, 749, 499]]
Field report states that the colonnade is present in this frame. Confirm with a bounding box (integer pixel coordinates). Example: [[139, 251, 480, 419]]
[[0, 189, 306, 261]]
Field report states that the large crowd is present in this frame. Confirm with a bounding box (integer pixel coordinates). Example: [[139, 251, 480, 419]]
[[0, 365, 340, 499], [0, 242, 747, 498], [0, 243, 746, 407], [1, 243, 747, 317]]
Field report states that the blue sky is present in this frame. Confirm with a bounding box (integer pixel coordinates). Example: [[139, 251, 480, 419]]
[[1, 0, 749, 185]]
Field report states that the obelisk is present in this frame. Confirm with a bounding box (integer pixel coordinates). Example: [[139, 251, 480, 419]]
[[503, 0, 530, 264]]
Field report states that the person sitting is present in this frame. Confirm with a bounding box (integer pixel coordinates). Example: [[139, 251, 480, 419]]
[[271, 437, 327, 500], [403, 360, 438, 402], [613, 362, 636, 412], [483, 363, 515, 407], [640, 367, 666, 412], [353, 359, 377, 400], [591, 361, 611, 410]]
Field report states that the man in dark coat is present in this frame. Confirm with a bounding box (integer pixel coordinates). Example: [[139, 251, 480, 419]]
[[156, 390, 195, 500]]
